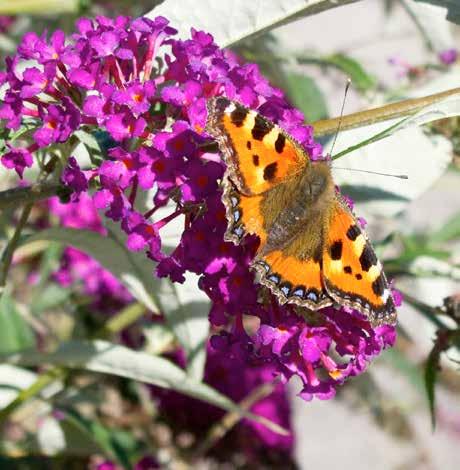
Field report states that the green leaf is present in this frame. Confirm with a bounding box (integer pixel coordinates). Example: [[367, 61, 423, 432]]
[[24, 226, 159, 313], [429, 211, 460, 244], [148, 0, 362, 47], [31, 284, 71, 315], [284, 73, 328, 122], [0, 292, 35, 354], [326, 54, 376, 92], [424, 346, 440, 429], [297, 53, 376, 92], [415, 0, 460, 25], [2, 339, 289, 437], [63, 408, 138, 468]]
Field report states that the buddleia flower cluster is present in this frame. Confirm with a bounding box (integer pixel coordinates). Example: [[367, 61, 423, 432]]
[[0, 15, 400, 402]]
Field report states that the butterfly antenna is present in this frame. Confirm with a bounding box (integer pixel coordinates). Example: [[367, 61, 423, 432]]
[[333, 167, 408, 179], [329, 78, 351, 157]]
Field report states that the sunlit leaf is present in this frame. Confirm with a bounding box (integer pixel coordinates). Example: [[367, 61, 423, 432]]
[[148, 0, 362, 47], [328, 91, 460, 216]]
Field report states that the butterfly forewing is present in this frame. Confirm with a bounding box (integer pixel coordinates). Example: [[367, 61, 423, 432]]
[[206, 97, 308, 195]]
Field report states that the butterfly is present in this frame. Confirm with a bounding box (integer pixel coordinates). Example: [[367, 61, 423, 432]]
[[205, 96, 397, 327]]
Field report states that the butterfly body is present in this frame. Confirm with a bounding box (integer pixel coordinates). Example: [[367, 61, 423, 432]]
[[206, 97, 397, 327]]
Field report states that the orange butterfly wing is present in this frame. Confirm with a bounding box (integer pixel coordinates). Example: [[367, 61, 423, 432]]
[[206, 97, 307, 195], [322, 198, 397, 326], [206, 97, 397, 325]]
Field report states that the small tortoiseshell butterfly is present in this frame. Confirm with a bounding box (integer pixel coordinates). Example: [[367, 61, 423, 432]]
[[205, 97, 397, 327]]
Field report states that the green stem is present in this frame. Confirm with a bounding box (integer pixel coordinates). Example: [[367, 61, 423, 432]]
[[331, 115, 409, 160], [312, 86, 460, 136], [0, 183, 64, 210], [95, 302, 146, 339], [0, 203, 33, 293], [0, 367, 66, 423]]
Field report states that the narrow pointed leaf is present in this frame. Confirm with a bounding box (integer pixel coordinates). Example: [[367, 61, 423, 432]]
[[1, 340, 289, 436]]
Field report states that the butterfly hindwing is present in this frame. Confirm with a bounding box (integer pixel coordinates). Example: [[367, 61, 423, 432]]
[[206, 97, 308, 195], [322, 198, 397, 326], [252, 249, 332, 310]]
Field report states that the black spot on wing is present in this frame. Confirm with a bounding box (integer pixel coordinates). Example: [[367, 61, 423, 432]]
[[274, 133, 285, 153], [263, 162, 277, 181], [359, 244, 378, 272], [330, 240, 343, 260], [344, 265, 352, 274], [252, 114, 273, 140], [355, 273, 362, 280], [372, 275, 385, 297], [246, 141, 252, 150], [252, 154, 260, 166], [346, 225, 361, 241], [230, 107, 248, 127]]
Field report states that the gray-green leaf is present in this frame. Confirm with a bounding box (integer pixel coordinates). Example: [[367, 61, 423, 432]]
[[148, 0, 362, 47], [0, 292, 35, 354], [2, 340, 288, 436]]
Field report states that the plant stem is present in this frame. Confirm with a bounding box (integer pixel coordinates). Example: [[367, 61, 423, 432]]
[[0, 183, 63, 210], [95, 302, 145, 339], [0, 203, 33, 293], [192, 377, 281, 458], [312, 86, 460, 136], [0, 367, 65, 423]]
